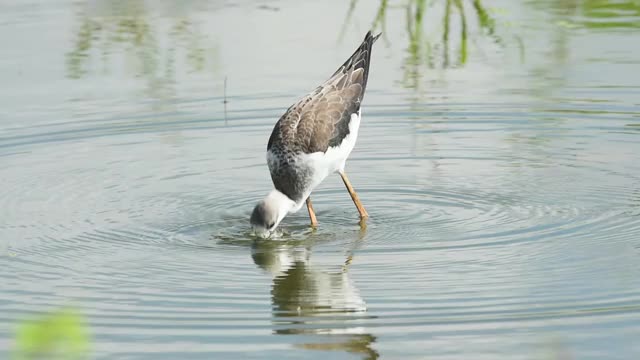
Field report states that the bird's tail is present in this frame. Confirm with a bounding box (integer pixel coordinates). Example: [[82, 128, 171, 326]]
[[329, 31, 381, 93]]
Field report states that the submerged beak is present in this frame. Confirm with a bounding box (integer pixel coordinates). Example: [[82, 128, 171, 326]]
[[252, 226, 272, 239]]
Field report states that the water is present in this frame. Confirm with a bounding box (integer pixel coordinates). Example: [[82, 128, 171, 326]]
[[2, 0, 640, 359]]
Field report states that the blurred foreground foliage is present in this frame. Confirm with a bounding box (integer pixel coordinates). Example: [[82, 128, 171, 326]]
[[12, 308, 90, 360]]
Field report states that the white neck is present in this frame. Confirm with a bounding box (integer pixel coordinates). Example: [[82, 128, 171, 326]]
[[265, 189, 297, 226]]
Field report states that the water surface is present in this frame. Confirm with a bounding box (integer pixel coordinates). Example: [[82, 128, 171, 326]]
[[2, 0, 640, 359]]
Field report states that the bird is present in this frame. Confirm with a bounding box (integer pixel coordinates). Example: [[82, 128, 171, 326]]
[[250, 31, 381, 238]]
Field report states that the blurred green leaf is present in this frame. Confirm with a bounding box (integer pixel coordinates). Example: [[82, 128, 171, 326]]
[[12, 308, 90, 360]]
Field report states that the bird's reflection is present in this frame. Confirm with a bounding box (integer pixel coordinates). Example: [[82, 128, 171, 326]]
[[251, 240, 379, 360]]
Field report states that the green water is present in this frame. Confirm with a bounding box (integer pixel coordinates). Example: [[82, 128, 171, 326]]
[[2, 0, 640, 359]]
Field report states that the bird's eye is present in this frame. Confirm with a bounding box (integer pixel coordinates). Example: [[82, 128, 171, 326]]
[[266, 222, 275, 229]]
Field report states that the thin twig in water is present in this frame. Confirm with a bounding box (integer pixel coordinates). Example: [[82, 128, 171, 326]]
[[223, 76, 228, 125]]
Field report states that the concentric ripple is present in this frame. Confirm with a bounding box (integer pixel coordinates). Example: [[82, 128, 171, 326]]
[[2, 92, 640, 359]]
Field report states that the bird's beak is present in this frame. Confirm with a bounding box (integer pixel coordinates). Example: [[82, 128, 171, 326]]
[[252, 227, 271, 239]]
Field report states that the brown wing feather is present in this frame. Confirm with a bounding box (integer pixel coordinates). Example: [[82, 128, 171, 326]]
[[268, 31, 380, 154]]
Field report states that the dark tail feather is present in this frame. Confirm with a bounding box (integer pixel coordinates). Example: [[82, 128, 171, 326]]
[[330, 30, 381, 92]]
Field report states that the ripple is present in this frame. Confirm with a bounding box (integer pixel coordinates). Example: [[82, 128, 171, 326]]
[[2, 80, 640, 360], [356, 184, 640, 251]]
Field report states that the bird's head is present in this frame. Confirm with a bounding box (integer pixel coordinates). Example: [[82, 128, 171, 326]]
[[250, 190, 296, 238]]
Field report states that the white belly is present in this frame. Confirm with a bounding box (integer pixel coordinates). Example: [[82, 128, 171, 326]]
[[296, 110, 361, 200]]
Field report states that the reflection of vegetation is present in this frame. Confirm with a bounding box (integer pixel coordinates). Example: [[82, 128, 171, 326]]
[[523, 0, 640, 100], [626, 123, 640, 133], [542, 0, 640, 29], [66, 0, 219, 99], [12, 308, 90, 360], [582, 0, 640, 28], [252, 240, 377, 360], [343, 0, 513, 90]]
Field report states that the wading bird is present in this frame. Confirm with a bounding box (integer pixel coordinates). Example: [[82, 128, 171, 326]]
[[251, 31, 380, 238]]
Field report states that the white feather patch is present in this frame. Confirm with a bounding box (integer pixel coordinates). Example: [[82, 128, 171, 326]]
[[265, 110, 362, 212], [295, 110, 361, 202]]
